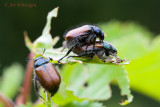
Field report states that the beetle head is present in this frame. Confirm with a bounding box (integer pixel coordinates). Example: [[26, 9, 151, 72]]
[[34, 56, 49, 68], [103, 41, 117, 56], [92, 26, 104, 42]]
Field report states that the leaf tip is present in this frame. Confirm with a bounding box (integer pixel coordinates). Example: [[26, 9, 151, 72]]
[[119, 95, 133, 105], [24, 31, 33, 50], [47, 7, 59, 19], [53, 36, 60, 47]]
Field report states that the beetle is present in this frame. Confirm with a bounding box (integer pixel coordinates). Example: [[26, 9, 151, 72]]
[[67, 41, 119, 62], [58, 25, 104, 62], [34, 50, 61, 99]]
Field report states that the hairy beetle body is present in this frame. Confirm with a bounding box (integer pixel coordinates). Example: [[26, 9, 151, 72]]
[[65, 25, 90, 41], [70, 41, 118, 61], [65, 25, 104, 49]]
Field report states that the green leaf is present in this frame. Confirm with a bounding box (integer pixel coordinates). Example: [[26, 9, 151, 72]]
[[126, 36, 160, 101], [0, 63, 24, 98], [19, 102, 33, 107], [100, 21, 151, 60], [42, 7, 59, 35], [24, 7, 59, 54], [34, 81, 87, 107], [62, 100, 104, 107], [100, 21, 153, 42], [34, 7, 58, 50], [61, 64, 133, 105], [24, 31, 33, 51], [100, 21, 160, 102], [51, 82, 84, 106], [52, 36, 60, 47]]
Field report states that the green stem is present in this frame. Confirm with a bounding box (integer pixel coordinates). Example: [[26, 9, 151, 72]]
[[46, 91, 51, 107]]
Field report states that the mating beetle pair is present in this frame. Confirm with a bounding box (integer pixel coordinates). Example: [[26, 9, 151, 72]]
[[59, 25, 119, 62]]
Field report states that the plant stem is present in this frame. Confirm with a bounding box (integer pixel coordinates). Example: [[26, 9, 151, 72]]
[[15, 53, 34, 105], [0, 93, 15, 107], [46, 91, 51, 107]]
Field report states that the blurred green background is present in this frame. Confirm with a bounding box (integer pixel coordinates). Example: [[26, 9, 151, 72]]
[[0, 0, 160, 107]]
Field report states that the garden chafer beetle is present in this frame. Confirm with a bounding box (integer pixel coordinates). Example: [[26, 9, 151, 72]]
[[59, 25, 104, 62], [34, 49, 61, 99]]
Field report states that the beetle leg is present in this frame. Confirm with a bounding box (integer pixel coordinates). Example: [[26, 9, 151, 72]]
[[58, 47, 73, 63], [61, 46, 66, 52], [34, 75, 45, 100], [67, 51, 95, 59], [85, 45, 89, 49], [88, 34, 96, 50], [100, 57, 106, 62], [51, 93, 55, 97], [79, 35, 88, 41], [67, 54, 88, 58], [93, 34, 96, 50], [61, 41, 67, 52]]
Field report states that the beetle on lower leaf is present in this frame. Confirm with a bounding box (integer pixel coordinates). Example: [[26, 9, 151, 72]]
[[58, 25, 104, 62], [33, 49, 61, 100]]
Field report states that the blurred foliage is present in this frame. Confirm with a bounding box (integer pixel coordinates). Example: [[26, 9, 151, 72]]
[[0, 63, 24, 99], [0, 63, 24, 107], [19, 103, 32, 107], [100, 21, 160, 102]]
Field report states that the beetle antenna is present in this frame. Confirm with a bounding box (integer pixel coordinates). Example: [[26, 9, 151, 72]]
[[26, 57, 34, 62], [110, 53, 123, 61], [61, 47, 65, 52], [26, 57, 30, 61], [114, 55, 118, 59], [49, 57, 53, 61], [109, 52, 118, 59], [61, 41, 67, 52], [42, 48, 46, 55]]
